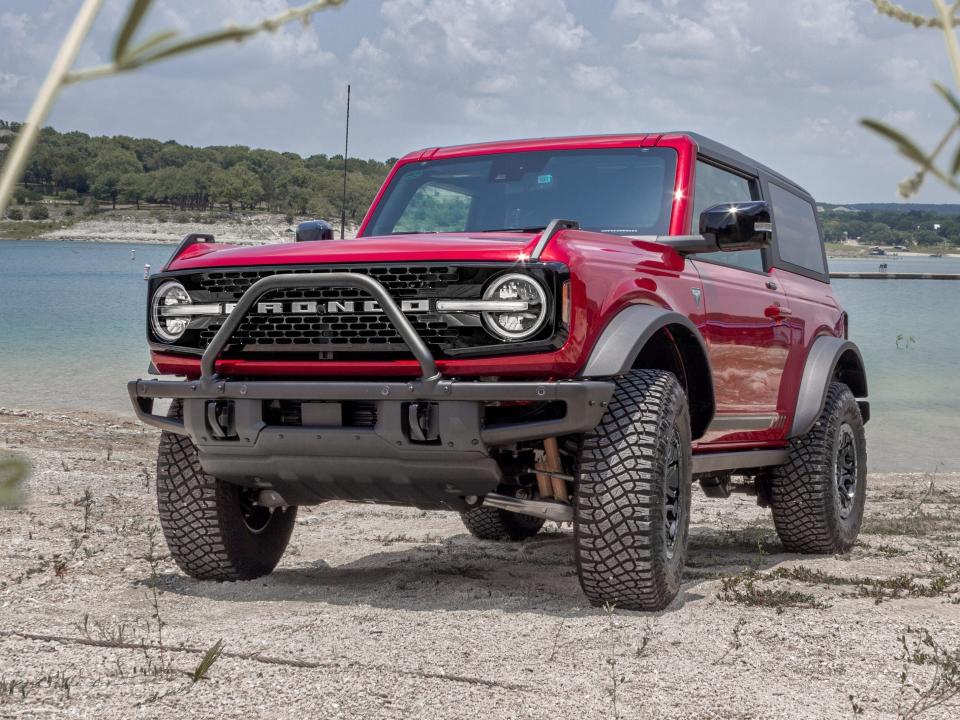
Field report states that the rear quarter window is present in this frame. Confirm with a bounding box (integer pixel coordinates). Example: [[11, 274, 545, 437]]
[[769, 183, 825, 275]]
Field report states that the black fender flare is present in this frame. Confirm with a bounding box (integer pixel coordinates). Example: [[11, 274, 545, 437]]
[[578, 305, 715, 438], [790, 336, 869, 438]]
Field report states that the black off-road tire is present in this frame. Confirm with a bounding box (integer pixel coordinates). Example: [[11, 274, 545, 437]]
[[460, 506, 545, 541], [768, 382, 867, 554], [156, 402, 297, 581], [574, 369, 692, 611]]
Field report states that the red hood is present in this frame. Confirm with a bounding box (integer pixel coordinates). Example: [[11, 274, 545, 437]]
[[166, 232, 540, 271]]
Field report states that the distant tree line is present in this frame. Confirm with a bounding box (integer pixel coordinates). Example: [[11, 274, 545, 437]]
[[820, 207, 960, 246], [0, 120, 393, 223]]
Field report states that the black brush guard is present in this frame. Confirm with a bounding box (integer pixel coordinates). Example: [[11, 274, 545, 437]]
[[129, 273, 614, 509]]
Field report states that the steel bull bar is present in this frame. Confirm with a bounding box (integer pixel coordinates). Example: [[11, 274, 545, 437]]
[[129, 273, 614, 509]]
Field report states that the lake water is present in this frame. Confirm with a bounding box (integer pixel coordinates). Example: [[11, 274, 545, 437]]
[[0, 240, 957, 473]]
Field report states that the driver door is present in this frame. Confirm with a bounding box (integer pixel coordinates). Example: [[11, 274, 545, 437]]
[[689, 160, 792, 447]]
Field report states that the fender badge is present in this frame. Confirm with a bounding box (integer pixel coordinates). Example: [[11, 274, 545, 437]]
[[691, 287, 702, 306]]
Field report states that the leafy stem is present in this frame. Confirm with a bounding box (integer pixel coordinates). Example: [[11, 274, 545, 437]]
[[862, 1, 960, 196], [0, 0, 347, 217]]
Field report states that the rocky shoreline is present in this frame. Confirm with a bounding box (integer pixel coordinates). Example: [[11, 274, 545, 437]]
[[1, 213, 356, 245]]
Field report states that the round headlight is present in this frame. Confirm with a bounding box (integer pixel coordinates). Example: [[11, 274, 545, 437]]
[[151, 281, 192, 343], [482, 273, 548, 340]]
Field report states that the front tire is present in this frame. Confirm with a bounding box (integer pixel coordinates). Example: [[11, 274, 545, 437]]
[[156, 402, 297, 581], [768, 382, 867, 554], [460, 506, 545, 541], [574, 370, 692, 611]]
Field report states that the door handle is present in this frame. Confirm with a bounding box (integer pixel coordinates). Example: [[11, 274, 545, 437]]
[[765, 280, 778, 290], [764, 304, 792, 319]]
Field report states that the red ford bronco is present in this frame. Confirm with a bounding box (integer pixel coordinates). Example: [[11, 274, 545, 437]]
[[130, 132, 869, 611]]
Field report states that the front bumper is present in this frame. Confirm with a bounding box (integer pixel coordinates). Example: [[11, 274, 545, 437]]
[[130, 272, 614, 509]]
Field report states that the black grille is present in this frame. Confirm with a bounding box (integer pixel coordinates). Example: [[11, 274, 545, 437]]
[[195, 266, 470, 352], [154, 263, 562, 360], [196, 265, 462, 302]]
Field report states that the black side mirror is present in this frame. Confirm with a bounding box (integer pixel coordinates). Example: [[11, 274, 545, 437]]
[[699, 201, 772, 252], [295, 219, 334, 242]]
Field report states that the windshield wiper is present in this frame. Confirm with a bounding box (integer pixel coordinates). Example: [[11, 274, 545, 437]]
[[479, 226, 547, 233], [388, 231, 439, 235]]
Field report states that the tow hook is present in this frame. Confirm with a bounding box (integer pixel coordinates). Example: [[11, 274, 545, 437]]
[[206, 399, 235, 439], [406, 401, 440, 442]]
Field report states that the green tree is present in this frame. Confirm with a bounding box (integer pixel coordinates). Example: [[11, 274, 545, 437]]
[[90, 147, 142, 209], [210, 168, 240, 211], [118, 172, 146, 208]]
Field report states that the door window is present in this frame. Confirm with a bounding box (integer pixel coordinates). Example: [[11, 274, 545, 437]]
[[692, 160, 763, 272], [768, 183, 826, 275]]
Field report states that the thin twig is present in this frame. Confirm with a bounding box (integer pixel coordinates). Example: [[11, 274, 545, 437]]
[[0, 629, 530, 691], [0, 0, 105, 217]]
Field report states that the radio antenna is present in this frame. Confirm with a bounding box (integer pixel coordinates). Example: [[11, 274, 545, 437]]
[[340, 83, 350, 240]]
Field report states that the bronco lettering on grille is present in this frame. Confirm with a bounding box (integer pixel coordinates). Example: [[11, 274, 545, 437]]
[[255, 299, 431, 315]]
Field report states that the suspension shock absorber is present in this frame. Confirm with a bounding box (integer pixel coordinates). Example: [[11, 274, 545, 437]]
[[535, 437, 569, 503]]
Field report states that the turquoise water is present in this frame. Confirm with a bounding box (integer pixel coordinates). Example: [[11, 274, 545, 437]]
[[829, 256, 960, 473], [0, 240, 957, 472], [0, 240, 172, 413]]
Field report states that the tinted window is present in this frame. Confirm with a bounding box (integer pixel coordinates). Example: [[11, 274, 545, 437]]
[[692, 160, 763, 272], [365, 148, 677, 237], [769, 183, 825, 274]]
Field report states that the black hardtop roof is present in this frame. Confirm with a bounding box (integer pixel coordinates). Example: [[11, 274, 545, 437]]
[[682, 131, 811, 198]]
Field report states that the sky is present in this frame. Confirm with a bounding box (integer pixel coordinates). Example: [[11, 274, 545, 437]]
[[1, 0, 958, 203]]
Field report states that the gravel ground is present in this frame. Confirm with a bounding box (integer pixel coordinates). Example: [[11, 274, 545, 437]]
[[1, 408, 959, 719]]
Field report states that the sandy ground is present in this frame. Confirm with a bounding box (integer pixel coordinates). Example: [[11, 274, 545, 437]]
[[1, 408, 959, 719]]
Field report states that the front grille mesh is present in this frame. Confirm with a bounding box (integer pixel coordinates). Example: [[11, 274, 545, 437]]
[[197, 266, 468, 350], [196, 266, 461, 301], [160, 263, 558, 359]]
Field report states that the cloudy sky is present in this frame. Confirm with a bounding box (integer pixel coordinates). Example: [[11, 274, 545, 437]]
[[0, 0, 957, 202]]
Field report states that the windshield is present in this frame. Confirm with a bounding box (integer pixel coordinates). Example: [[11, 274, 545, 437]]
[[363, 147, 677, 237]]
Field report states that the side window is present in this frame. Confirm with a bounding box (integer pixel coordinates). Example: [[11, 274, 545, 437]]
[[692, 160, 763, 272], [768, 183, 826, 275], [393, 183, 472, 233]]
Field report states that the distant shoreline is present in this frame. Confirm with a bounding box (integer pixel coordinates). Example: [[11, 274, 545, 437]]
[[0, 211, 355, 245], [2, 217, 958, 256]]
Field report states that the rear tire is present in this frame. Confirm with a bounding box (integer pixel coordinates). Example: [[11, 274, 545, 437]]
[[768, 382, 867, 554], [156, 402, 297, 581], [460, 506, 545, 541], [574, 369, 692, 611]]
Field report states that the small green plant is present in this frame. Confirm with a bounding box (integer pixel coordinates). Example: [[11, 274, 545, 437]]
[[5, 207, 22, 220], [719, 571, 829, 613], [717, 618, 747, 664], [602, 602, 620, 720], [75, 488, 95, 534], [191, 639, 226, 682], [28, 203, 49, 220], [142, 525, 171, 674], [897, 627, 960, 719]]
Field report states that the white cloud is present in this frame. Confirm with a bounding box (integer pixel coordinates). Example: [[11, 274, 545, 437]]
[[570, 64, 624, 98], [0, 72, 20, 95], [0, 0, 958, 202]]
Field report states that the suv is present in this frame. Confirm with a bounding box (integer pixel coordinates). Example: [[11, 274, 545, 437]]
[[130, 132, 869, 611]]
